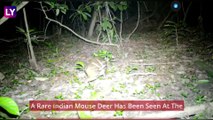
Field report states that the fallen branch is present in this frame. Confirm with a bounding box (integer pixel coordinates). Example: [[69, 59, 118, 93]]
[[128, 72, 157, 77], [0, 38, 21, 42], [133, 62, 179, 66], [40, 2, 119, 48], [130, 60, 192, 65]]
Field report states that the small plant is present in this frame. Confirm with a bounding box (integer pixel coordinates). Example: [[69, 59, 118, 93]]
[[90, 91, 98, 99], [63, 71, 70, 76], [145, 82, 161, 93], [156, 93, 161, 97], [71, 74, 81, 84], [11, 79, 21, 85], [49, 68, 58, 77], [133, 89, 146, 98], [106, 66, 117, 74], [184, 82, 201, 94], [180, 92, 188, 98], [195, 95, 206, 104], [78, 111, 92, 119], [125, 65, 138, 74], [111, 87, 120, 92], [192, 113, 205, 120], [119, 83, 126, 89], [74, 92, 82, 99], [93, 50, 113, 61], [113, 110, 123, 117], [164, 94, 173, 99], [75, 61, 86, 71], [84, 84, 94, 90], [24, 69, 38, 80], [145, 65, 156, 72], [54, 93, 64, 100]]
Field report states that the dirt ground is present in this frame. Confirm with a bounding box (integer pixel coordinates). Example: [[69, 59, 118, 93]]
[[0, 31, 213, 119]]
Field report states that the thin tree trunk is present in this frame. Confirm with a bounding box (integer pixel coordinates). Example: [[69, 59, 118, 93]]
[[23, 8, 38, 70], [119, 10, 123, 45], [127, 1, 140, 40], [183, 1, 192, 23], [88, 10, 98, 38]]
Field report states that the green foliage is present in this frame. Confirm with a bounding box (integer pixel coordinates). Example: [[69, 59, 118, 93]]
[[119, 83, 126, 89], [25, 69, 37, 80], [74, 92, 82, 99], [111, 87, 120, 92], [48, 67, 59, 77], [78, 111, 92, 119], [44, 1, 68, 16], [0, 97, 20, 117], [93, 50, 113, 61], [54, 93, 64, 100], [125, 65, 138, 74], [195, 95, 206, 104], [113, 110, 123, 117], [90, 91, 98, 99], [16, 27, 42, 45], [180, 92, 188, 98], [109, 1, 128, 11], [192, 113, 205, 120], [69, 2, 92, 22], [71, 74, 81, 85], [106, 66, 117, 74], [94, 1, 128, 43], [145, 82, 161, 93], [145, 66, 156, 72], [133, 89, 146, 98], [99, 17, 118, 43], [101, 18, 112, 31], [62, 71, 70, 76], [84, 84, 94, 90], [75, 61, 86, 71]]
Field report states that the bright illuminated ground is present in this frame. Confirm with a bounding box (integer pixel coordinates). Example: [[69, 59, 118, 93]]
[[1, 31, 213, 119]]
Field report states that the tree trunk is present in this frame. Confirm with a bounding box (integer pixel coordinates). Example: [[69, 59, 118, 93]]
[[87, 10, 98, 38], [23, 8, 39, 71]]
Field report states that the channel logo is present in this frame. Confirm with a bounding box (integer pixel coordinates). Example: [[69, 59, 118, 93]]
[[4, 6, 17, 18]]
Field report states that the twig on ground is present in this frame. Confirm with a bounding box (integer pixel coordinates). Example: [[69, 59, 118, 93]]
[[128, 72, 157, 77]]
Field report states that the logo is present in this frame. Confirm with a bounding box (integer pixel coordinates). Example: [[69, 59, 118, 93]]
[[4, 6, 17, 18]]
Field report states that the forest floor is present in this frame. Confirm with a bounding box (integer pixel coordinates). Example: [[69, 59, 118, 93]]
[[0, 31, 213, 119]]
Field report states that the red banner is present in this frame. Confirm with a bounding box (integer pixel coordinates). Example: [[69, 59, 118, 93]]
[[29, 100, 184, 111]]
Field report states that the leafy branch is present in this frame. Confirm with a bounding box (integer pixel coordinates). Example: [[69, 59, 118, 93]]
[[40, 2, 119, 48]]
